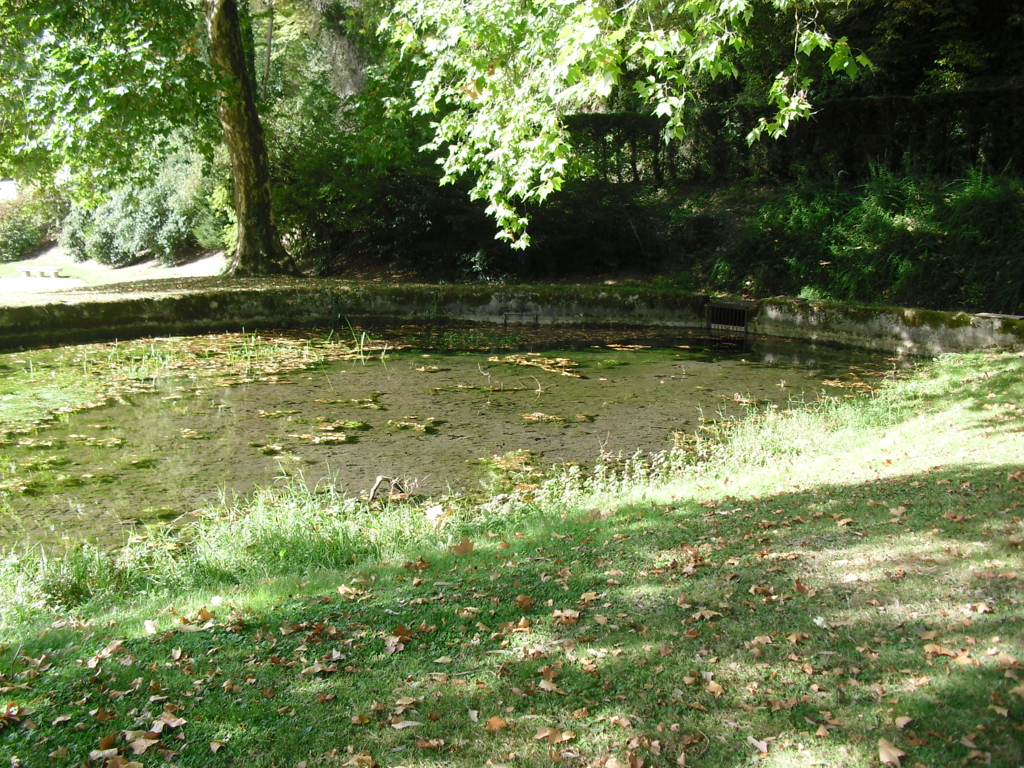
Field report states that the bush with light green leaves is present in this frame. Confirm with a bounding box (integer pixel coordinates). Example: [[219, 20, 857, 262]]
[[59, 152, 228, 267], [0, 186, 66, 262]]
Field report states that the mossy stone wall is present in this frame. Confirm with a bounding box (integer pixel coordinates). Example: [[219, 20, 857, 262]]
[[752, 300, 1024, 355], [0, 280, 1020, 353]]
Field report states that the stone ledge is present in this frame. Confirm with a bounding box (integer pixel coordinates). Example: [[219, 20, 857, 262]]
[[1, 280, 1020, 354]]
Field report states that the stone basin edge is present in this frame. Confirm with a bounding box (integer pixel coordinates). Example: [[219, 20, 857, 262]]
[[1, 281, 1021, 354]]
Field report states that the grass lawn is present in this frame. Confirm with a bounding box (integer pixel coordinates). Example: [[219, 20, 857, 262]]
[[1, 351, 1022, 767]]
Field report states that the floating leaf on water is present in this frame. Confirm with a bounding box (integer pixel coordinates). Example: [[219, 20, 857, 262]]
[[315, 420, 369, 432], [17, 438, 57, 449], [328, 392, 386, 409], [292, 432, 350, 445], [256, 409, 300, 419], [0, 480, 34, 494], [387, 420, 436, 433], [521, 412, 563, 423], [488, 354, 581, 377], [721, 392, 765, 406]]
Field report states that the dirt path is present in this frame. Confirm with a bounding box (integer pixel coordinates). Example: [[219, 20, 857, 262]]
[[0, 245, 229, 307]]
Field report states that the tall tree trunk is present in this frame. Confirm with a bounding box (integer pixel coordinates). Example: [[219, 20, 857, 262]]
[[206, 0, 296, 276]]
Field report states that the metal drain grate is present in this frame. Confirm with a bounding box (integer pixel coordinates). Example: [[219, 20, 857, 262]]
[[706, 301, 751, 335]]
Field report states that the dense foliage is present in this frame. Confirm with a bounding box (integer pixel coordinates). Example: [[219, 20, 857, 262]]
[[59, 152, 228, 267], [0, 0, 215, 183], [663, 169, 1024, 313], [0, 186, 66, 262], [2, 0, 1022, 308], [384, 0, 867, 245]]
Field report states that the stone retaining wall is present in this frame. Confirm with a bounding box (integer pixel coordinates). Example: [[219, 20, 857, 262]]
[[1, 280, 1021, 354], [751, 300, 1024, 355]]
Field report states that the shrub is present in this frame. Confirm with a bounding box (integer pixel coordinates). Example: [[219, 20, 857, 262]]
[[0, 186, 67, 262], [59, 152, 225, 266], [730, 169, 1024, 313]]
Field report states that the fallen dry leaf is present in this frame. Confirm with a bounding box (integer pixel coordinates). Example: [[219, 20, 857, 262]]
[[128, 735, 160, 755], [485, 716, 508, 732], [996, 651, 1018, 667], [878, 738, 906, 766], [514, 594, 536, 611], [552, 608, 581, 625], [342, 751, 377, 767], [535, 726, 575, 744], [538, 679, 567, 694], [923, 643, 956, 658], [451, 535, 474, 555]]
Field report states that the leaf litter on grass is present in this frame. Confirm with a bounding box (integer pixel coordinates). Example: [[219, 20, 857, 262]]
[[2, 352, 1024, 767]]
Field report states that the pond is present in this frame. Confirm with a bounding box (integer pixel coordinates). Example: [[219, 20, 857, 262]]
[[0, 327, 897, 547]]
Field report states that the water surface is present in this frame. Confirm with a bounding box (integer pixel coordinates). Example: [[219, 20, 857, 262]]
[[0, 331, 895, 546]]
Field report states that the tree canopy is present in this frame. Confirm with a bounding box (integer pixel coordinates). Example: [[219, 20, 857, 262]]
[[0, 0, 293, 274], [0, 0, 214, 182], [3, 0, 1020, 295], [383, 0, 868, 245]]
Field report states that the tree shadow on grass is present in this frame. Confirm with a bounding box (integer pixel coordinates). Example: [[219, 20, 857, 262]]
[[4, 462, 1022, 767]]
